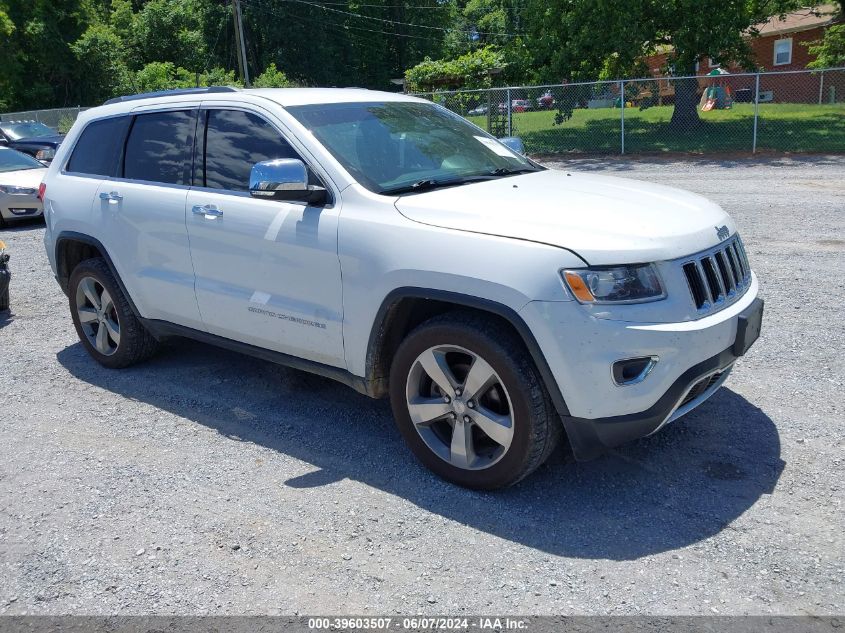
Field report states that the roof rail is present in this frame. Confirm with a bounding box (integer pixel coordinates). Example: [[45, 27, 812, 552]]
[[103, 86, 239, 105]]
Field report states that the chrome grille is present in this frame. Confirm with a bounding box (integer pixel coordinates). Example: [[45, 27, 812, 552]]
[[682, 234, 751, 313]]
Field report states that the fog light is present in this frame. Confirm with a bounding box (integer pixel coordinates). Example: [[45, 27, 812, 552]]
[[612, 356, 658, 386]]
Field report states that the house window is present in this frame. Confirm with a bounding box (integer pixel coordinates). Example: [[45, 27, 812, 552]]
[[774, 38, 792, 66]]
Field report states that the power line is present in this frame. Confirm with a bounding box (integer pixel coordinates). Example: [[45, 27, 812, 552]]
[[203, 15, 229, 73], [295, 0, 450, 6], [284, 9, 432, 41], [240, 0, 448, 42], [282, 0, 525, 38]]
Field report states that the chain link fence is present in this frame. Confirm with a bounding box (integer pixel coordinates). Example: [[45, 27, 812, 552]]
[[0, 106, 88, 134], [3, 69, 842, 154], [413, 67, 845, 155]]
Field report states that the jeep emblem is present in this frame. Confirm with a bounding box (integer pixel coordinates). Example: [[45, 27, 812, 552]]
[[715, 225, 730, 241]]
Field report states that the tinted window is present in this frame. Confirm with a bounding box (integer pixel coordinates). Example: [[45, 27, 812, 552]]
[[204, 109, 300, 191], [124, 110, 195, 185], [66, 116, 130, 177]]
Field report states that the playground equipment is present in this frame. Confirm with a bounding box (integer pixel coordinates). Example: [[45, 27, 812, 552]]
[[700, 68, 734, 112]]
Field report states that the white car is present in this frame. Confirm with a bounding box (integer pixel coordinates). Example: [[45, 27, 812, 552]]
[[0, 147, 46, 227], [41, 87, 763, 489]]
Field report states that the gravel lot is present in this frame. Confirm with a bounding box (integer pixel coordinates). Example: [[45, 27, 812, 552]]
[[0, 156, 843, 616]]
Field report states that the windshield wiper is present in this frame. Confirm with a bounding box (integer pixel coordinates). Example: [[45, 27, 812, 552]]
[[489, 167, 539, 177], [380, 168, 540, 196], [380, 178, 476, 196]]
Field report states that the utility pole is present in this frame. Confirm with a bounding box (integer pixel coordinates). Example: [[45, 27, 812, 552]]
[[232, 0, 250, 87]]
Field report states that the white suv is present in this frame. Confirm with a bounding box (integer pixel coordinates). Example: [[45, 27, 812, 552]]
[[42, 87, 763, 489]]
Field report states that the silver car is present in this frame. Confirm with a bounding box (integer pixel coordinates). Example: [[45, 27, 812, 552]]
[[0, 147, 46, 227]]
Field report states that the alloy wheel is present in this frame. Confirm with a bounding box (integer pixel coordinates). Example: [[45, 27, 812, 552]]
[[75, 276, 121, 356], [405, 344, 515, 470]]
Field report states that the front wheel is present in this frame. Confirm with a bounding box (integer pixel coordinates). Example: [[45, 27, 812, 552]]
[[389, 312, 561, 489]]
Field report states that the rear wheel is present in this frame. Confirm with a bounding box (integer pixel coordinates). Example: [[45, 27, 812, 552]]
[[68, 258, 159, 368], [389, 312, 561, 489]]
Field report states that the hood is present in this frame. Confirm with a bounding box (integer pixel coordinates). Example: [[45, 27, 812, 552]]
[[394, 170, 735, 265], [0, 167, 47, 189], [12, 134, 64, 147]]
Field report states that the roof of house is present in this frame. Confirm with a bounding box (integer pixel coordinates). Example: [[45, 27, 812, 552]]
[[754, 4, 840, 36]]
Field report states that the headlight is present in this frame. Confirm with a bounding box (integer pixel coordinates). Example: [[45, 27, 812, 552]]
[[35, 148, 56, 161], [562, 264, 665, 304], [0, 184, 37, 195]]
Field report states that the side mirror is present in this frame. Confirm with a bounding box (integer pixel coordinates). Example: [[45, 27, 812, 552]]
[[498, 136, 526, 155], [249, 158, 328, 205]]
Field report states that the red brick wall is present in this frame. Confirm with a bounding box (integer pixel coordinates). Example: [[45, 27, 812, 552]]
[[642, 25, 830, 76], [639, 26, 834, 103], [749, 26, 827, 71]]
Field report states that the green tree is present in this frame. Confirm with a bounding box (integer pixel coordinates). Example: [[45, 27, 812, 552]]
[[241, 0, 452, 90], [128, 0, 226, 73], [132, 61, 186, 92], [132, 61, 239, 92], [405, 46, 506, 91], [0, 1, 15, 110], [109, 0, 135, 42], [0, 0, 459, 108], [443, 0, 532, 84], [1, 0, 102, 109], [253, 63, 293, 88], [806, 24, 845, 69], [71, 23, 132, 104], [526, 0, 803, 129]]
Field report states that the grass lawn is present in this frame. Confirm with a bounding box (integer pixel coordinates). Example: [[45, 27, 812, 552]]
[[467, 103, 845, 154]]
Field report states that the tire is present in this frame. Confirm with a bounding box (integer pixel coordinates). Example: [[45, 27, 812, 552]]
[[68, 257, 159, 368], [389, 311, 561, 490]]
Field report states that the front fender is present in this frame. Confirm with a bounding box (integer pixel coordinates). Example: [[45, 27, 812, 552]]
[[363, 286, 572, 419]]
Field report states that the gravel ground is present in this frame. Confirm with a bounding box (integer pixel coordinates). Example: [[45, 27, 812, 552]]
[[0, 155, 843, 616]]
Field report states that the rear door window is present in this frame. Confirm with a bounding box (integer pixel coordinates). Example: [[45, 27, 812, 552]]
[[203, 109, 301, 191], [123, 110, 195, 185], [66, 116, 131, 177]]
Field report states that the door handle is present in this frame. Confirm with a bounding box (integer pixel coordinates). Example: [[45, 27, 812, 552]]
[[191, 204, 223, 218], [99, 191, 122, 203]]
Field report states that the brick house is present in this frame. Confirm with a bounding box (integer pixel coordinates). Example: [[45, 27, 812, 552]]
[[641, 4, 842, 104]]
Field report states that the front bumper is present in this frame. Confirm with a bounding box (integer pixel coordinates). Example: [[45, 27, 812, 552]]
[[562, 339, 743, 460], [0, 192, 43, 221], [520, 281, 763, 460]]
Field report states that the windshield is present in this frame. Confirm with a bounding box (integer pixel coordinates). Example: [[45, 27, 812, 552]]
[[0, 121, 57, 140], [287, 101, 540, 194], [0, 148, 43, 172]]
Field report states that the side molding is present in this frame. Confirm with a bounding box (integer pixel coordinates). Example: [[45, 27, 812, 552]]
[[140, 319, 372, 397]]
